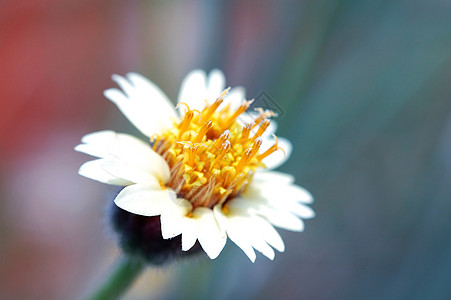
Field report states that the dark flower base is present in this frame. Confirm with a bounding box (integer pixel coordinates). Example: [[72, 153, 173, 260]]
[[109, 203, 203, 265]]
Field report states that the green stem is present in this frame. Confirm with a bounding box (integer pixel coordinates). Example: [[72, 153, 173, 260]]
[[88, 256, 145, 300]]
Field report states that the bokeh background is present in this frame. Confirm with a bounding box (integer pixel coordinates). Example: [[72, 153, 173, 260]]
[[1, 0, 451, 299]]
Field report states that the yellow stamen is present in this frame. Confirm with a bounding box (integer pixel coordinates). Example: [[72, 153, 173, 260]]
[[178, 110, 195, 138], [239, 123, 252, 144], [257, 135, 286, 160], [222, 99, 254, 129], [154, 96, 278, 209], [210, 130, 230, 154], [194, 120, 212, 143], [200, 90, 228, 123], [252, 108, 277, 127], [252, 119, 271, 140], [235, 138, 262, 173], [210, 140, 231, 171], [175, 102, 190, 113]]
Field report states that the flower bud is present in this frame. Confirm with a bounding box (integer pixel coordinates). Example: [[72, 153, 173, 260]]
[[109, 201, 202, 265]]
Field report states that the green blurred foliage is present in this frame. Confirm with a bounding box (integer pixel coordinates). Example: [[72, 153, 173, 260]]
[[162, 0, 451, 299]]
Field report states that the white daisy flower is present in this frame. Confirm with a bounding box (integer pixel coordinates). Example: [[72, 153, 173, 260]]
[[76, 69, 314, 262]]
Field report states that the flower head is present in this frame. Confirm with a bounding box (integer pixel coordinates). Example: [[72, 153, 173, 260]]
[[76, 69, 314, 262]]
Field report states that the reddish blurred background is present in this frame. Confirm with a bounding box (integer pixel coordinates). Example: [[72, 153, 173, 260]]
[[0, 1, 137, 298]]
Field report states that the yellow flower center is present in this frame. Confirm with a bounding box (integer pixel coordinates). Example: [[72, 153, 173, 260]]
[[152, 90, 283, 209]]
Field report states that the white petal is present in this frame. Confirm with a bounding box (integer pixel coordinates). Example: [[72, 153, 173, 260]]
[[112, 74, 135, 96], [206, 69, 226, 100], [214, 205, 257, 262], [126, 73, 179, 126], [181, 218, 198, 251], [225, 199, 285, 252], [193, 207, 226, 259], [238, 179, 313, 231], [253, 171, 295, 185], [160, 214, 185, 240], [177, 69, 207, 113], [78, 159, 133, 186], [250, 215, 285, 252], [76, 130, 170, 183], [213, 203, 231, 232], [257, 206, 305, 232], [227, 226, 257, 262], [101, 160, 160, 187], [105, 73, 178, 137], [261, 137, 292, 169], [114, 184, 175, 216], [222, 86, 245, 111], [77, 131, 147, 158], [251, 237, 275, 260], [220, 200, 287, 259], [160, 198, 193, 239], [255, 182, 314, 205], [293, 186, 314, 204], [289, 203, 316, 219]]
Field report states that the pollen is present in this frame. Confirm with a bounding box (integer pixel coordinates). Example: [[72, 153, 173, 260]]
[[152, 90, 283, 209]]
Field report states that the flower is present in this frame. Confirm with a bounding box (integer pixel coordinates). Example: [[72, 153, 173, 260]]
[[76, 69, 314, 262]]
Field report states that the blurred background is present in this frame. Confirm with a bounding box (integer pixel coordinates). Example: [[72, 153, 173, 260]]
[[1, 0, 451, 299]]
